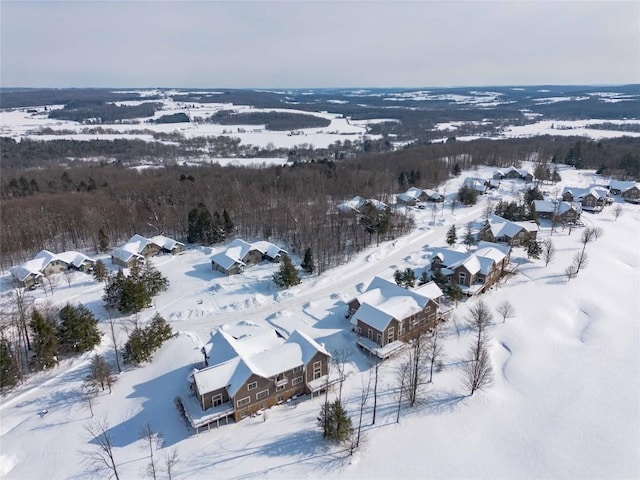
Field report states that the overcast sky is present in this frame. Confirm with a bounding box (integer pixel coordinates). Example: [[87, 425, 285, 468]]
[[1, 1, 638, 88]]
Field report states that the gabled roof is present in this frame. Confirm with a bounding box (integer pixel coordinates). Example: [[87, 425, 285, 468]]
[[562, 186, 608, 201], [211, 239, 287, 271], [398, 187, 424, 203], [194, 323, 330, 398], [111, 247, 144, 264], [609, 180, 639, 192], [462, 177, 486, 192], [11, 249, 95, 281], [486, 215, 538, 239], [337, 196, 365, 213], [150, 235, 184, 251], [251, 241, 288, 259], [351, 277, 439, 331]]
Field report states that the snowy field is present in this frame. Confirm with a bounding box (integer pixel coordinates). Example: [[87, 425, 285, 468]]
[[0, 165, 638, 479]]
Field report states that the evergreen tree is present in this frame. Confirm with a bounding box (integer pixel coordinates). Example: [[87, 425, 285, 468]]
[[431, 269, 448, 289], [93, 259, 109, 283], [526, 239, 542, 259], [446, 225, 457, 246], [222, 209, 234, 237], [98, 228, 110, 252], [30, 309, 58, 370], [57, 303, 102, 354], [273, 255, 301, 288], [418, 271, 430, 286], [103, 270, 125, 310], [123, 313, 172, 365], [457, 185, 477, 205], [318, 399, 353, 443], [446, 282, 464, 305], [0, 337, 21, 393], [301, 247, 315, 274], [463, 223, 475, 249], [452, 163, 461, 176], [393, 268, 416, 288], [141, 261, 169, 297], [146, 313, 173, 351]]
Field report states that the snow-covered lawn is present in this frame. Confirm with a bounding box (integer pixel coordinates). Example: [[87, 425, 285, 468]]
[[1, 166, 638, 479]]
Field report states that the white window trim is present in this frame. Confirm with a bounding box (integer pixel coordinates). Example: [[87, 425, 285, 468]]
[[247, 381, 257, 391], [237, 396, 250, 408], [292, 376, 303, 385], [256, 389, 269, 401]]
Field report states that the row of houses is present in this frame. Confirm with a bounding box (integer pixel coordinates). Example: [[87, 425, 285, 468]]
[[10, 250, 95, 288], [211, 239, 288, 275], [111, 234, 185, 268], [396, 187, 444, 206]]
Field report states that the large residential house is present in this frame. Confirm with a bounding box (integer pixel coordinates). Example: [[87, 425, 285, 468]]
[[493, 166, 533, 182], [532, 200, 581, 224], [478, 215, 539, 247], [609, 180, 640, 203], [185, 323, 331, 431], [428, 241, 513, 295], [211, 239, 287, 275], [346, 277, 444, 358], [111, 234, 184, 268], [462, 177, 487, 195], [561, 186, 609, 212], [397, 187, 443, 206], [337, 196, 387, 214], [10, 250, 95, 288]]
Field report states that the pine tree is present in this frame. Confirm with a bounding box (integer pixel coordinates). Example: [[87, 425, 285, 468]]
[[273, 255, 301, 288], [123, 314, 172, 365], [30, 309, 58, 370], [452, 163, 461, 176], [446, 225, 457, 246], [93, 259, 109, 283], [124, 328, 150, 364], [463, 223, 475, 250], [146, 313, 173, 351], [104, 270, 125, 310], [98, 228, 110, 253], [0, 337, 21, 393], [301, 247, 315, 274], [446, 282, 463, 305], [222, 209, 234, 237], [57, 303, 102, 354], [526, 239, 542, 259], [318, 399, 353, 443], [141, 261, 169, 297]]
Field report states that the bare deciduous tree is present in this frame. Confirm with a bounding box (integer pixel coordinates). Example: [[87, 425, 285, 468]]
[[395, 361, 409, 423], [82, 381, 99, 418], [140, 421, 159, 480], [331, 348, 351, 402], [580, 227, 603, 253], [163, 449, 179, 480], [464, 344, 494, 396], [427, 324, 444, 383], [107, 314, 122, 374], [496, 300, 516, 324], [466, 300, 493, 361], [354, 371, 371, 451], [572, 250, 589, 275], [371, 358, 380, 425], [64, 270, 76, 288], [612, 204, 624, 221], [541, 238, 555, 267], [81, 417, 120, 480]]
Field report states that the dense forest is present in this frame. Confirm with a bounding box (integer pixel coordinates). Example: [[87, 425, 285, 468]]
[[2, 134, 639, 272]]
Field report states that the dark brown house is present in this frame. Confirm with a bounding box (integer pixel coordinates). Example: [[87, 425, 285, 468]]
[[188, 324, 330, 430]]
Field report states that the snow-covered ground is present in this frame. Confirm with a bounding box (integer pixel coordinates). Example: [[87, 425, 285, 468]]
[[0, 165, 638, 479]]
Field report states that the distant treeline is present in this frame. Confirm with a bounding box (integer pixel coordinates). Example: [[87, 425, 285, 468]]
[[208, 110, 331, 131], [49, 102, 162, 123]]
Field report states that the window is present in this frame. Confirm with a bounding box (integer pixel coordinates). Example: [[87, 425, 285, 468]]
[[293, 365, 303, 373], [426, 305, 431, 313], [247, 381, 257, 391], [256, 389, 269, 401], [388, 327, 394, 343], [212, 394, 223, 407], [313, 361, 322, 380], [357, 326, 361, 334], [458, 272, 466, 285], [368, 329, 373, 340], [399, 323, 404, 336], [237, 397, 250, 408], [276, 384, 285, 392], [292, 376, 303, 385], [376, 333, 382, 345]]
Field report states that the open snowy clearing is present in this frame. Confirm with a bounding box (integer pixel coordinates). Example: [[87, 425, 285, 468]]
[[0, 165, 638, 479]]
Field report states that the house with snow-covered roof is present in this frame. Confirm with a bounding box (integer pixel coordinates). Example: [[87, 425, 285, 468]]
[[561, 186, 609, 212], [10, 249, 95, 288], [428, 241, 512, 295], [478, 215, 538, 247], [211, 239, 287, 275], [111, 234, 183, 267], [532, 200, 581, 224], [337, 196, 387, 214], [493, 166, 533, 182], [186, 322, 330, 429], [607, 180, 640, 203], [346, 277, 444, 358]]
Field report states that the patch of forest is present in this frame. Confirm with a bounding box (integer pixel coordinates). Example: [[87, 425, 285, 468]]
[[208, 110, 331, 131], [48, 101, 163, 123], [0, 88, 158, 109]]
